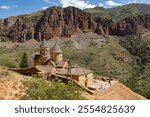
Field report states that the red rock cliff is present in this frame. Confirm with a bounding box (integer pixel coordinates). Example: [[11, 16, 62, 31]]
[[34, 6, 97, 41], [0, 7, 149, 42], [109, 14, 150, 36]]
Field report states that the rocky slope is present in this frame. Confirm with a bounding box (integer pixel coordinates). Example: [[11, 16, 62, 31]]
[[0, 6, 150, 42], [110, 14, 150, 36], [0, 11, 43, 42]]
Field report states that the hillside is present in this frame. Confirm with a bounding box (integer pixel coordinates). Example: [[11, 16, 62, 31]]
[[0, 33, 150, 99], [0, 67, 27, 100], [0, 46, 34, 68], [63, 37, 133, 81], [84, 3, 150, 21], [0, 67, 146, 100], [96, 82, 146, 100], [83, 82, 146, 100]]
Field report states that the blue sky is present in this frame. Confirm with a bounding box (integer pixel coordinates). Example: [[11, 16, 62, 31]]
[[0, 0, 149, 18]]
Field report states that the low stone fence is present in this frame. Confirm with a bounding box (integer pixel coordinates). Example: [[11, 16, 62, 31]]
[[9, 67, 40, 76]]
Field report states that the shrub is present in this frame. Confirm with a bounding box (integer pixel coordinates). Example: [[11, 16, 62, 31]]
[[21, 77, 84, 100]]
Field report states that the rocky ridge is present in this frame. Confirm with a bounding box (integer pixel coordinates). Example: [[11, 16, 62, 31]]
[[0, 6, 149, 42]]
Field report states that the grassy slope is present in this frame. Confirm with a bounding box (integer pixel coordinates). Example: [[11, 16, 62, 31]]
[[84, 4, 150, 21], [63, 37, 150, 98], [63, 37, 133, 82], [0, 47, 33, 68]]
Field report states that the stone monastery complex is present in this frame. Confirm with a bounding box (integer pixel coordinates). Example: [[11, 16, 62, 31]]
[[33, 40, 94, 87]]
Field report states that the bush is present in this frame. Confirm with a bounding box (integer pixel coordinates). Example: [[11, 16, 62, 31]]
[[21, 77, 84, 100]]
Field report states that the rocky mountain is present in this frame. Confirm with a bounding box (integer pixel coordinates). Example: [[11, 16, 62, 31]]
[[0, 7, 98, 42], [0, 4, 150, 42]]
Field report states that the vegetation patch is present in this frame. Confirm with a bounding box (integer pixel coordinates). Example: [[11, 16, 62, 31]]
[[119, 34, 150, 99], [21, 77, 84, 100], [0, 47, 33, 68], [63, 38, 133, 82], [85, 4, 150, 21]]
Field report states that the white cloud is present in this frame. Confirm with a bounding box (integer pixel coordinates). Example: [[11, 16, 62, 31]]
[[60, 0, 95, 9], [104, 0, 123, 8], [0, 5, 11, 10], [99, 3, 104, 7], [42, 6, 49, 10], [44, 0, 59, 5], [97, 0, 124, 8], [43, 0, 143, 9]]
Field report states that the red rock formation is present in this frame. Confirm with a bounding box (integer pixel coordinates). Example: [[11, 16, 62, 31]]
[[34, 6, 97, 41], [110, 14, 150, 36], [0, 12, 42, 42], [0, 6, 149, 42]]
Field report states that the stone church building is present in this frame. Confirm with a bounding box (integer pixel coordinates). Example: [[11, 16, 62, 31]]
[[33, 40, 94, 87]]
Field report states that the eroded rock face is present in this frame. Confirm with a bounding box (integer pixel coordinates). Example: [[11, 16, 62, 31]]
[[110, 14, 150, 36], [95, 17, 115, 35], [0, 6, 149, 42], [0, 13, 42, 42], [34, 7, 97, 41]]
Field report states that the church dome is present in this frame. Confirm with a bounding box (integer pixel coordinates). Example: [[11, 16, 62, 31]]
[[40, 39, 49, 48], [51, 43, 62, 54]]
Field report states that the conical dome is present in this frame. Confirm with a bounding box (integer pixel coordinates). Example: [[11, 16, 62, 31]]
[[40, 39, 48, 48], [51, 43, 62, 53]]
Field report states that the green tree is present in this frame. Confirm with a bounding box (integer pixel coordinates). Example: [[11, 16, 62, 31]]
[[19, 53, 29, 68]]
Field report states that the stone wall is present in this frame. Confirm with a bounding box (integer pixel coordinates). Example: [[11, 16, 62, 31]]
[[86, 73, 94, 87]]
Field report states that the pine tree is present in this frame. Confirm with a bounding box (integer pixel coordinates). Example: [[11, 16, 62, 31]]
[[19, 53, 29, 68]]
